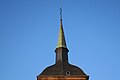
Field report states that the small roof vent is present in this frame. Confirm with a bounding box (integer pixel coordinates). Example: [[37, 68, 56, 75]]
[[66, 71, 70, 76]]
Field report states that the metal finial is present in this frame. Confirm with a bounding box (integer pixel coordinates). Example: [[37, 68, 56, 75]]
[[60, 8, 62, 21]]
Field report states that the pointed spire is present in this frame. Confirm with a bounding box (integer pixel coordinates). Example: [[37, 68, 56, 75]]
[[56, 21, 67, 48], [56, 8, 67, 49]]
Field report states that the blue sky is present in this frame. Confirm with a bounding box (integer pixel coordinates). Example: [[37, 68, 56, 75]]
[[0, 0, 120, 80]]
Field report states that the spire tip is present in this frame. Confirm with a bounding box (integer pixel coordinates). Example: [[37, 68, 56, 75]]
[[60, 8, 62, 22]]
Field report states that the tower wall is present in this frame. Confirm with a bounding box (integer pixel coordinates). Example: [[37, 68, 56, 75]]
[[37, 75, 89, 80]]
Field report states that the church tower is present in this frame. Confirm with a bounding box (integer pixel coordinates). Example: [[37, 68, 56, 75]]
[[37, 8, 89, 80]]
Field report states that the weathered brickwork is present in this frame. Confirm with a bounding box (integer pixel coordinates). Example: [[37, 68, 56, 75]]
[[37, 75, 89, 80]]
